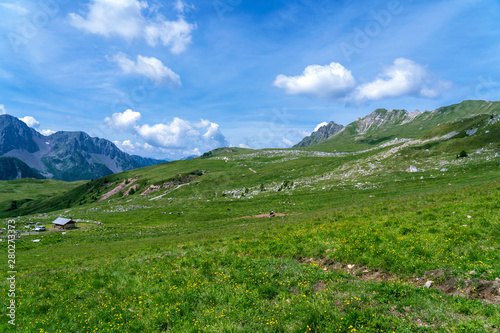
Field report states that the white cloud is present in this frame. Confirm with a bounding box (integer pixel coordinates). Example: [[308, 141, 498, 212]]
[[273, 62, 356, 98], [182, 147, 201, 157], [0, 104, 6, 115], [110, 53, 181, 86], [352, 58, 451, 102], [20, 116, 40, 128], [107, 112, 228, 157], [113, 140, 156, 154], [135, 117, 228, 149], [313, 122, 328, 133], [282, 137, 294, 146], [69, 0, 147, 39], [69, 0, 195, 54], [105, 109, 142, 129], [174, 0, 194, 13], [274, 58, 451, 104], [144, 17, 195, 54], [40, 129, 56, 136]]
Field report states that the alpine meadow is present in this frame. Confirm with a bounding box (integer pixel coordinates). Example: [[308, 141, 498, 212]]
[[1, 0, 500, 332]]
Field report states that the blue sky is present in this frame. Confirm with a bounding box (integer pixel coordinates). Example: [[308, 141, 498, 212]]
[[1, 0, 499, 159]]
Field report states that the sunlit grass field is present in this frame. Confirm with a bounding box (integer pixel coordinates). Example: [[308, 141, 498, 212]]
[[1, 149, 499, 332]]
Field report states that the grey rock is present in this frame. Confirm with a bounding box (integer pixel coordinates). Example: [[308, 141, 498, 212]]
[[294, 121, 344, 148]]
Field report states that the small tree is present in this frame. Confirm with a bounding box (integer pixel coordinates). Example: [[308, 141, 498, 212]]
[[458, 150, 468, 158]]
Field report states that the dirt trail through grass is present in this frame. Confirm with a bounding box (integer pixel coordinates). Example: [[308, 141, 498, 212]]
[[298, 257, 500, 304]]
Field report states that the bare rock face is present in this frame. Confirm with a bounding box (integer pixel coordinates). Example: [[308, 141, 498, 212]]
[[294, 121, 344, 148], [0, 114, 40, 155], [0, 115, 166, 181]]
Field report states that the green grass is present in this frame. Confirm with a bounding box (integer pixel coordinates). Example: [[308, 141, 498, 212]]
[[0, 178, 85, 213], [1, 156, 499, 332], [1, 109, 499, 332]]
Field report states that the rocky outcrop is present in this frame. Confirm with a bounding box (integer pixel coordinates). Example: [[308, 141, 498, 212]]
[[294, 121, 344, 147]]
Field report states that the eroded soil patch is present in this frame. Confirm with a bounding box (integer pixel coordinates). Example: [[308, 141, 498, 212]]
[[297, 257, 500, 304]]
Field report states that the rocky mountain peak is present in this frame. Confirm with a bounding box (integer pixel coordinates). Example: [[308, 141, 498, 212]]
[[293, 121, 344, 148], [0, 114, 40, 155], [0, 115, 166, 181]]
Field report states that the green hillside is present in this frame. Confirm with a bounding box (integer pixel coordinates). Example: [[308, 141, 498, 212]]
[[0, 178, 85, 213], [308, 100, 500, 152], [0, 156, 44, 180], [0, 100, 499, 332]]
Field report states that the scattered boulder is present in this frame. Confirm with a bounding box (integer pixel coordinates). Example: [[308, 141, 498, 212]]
[[425, 281, 434, 288], [409, 165, 418, 173]]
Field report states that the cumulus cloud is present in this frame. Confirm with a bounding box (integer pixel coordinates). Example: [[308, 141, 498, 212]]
[[20, 116, 40, 128], [313, 122, 328, 133], [274, 58, 451, 104], [352, 58, 451, 102], [40, 129, 56, 136], [0, 104, 6, 115], [106, 110, 228, 157], [113, 140, 156, 154], [105, 109, 142, 129], [110, 53, 181, 86], [135, 117, 228, 149], [69, 0, 195, 54], [273, 62, 356, 98]]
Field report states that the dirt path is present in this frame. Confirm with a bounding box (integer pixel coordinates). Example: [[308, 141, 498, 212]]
[[237, 213, 288, 219], [149, 183, 189, 201], [297, 258, 500, 304], [99, 178, 138, 202]]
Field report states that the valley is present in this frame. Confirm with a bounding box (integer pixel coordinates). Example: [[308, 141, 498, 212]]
[[1, 100, 499, 332]]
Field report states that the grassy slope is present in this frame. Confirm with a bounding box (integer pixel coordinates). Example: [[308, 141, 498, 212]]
[[1, 151, 499, 332], [0, 179, 85, 213], [308, 100, 500, 152], [0, 102, 499, 332]]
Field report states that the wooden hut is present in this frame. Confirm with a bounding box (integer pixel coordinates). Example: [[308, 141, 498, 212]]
[[52, 217, 76, 230]]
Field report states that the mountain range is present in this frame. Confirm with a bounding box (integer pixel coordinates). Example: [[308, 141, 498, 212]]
[[299, 100, 500, 151], [2, 100, 499, 182], [0, 114, 167, 181]]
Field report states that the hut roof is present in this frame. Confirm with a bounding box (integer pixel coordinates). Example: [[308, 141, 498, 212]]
[[52, 218, 74, 226]]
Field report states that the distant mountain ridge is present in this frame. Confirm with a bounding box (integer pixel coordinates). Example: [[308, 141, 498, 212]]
[[0, 115, 167, 181], [0, 156, 44, 180], [293, 121, 344, 148], [298, 100, 500, 151]]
